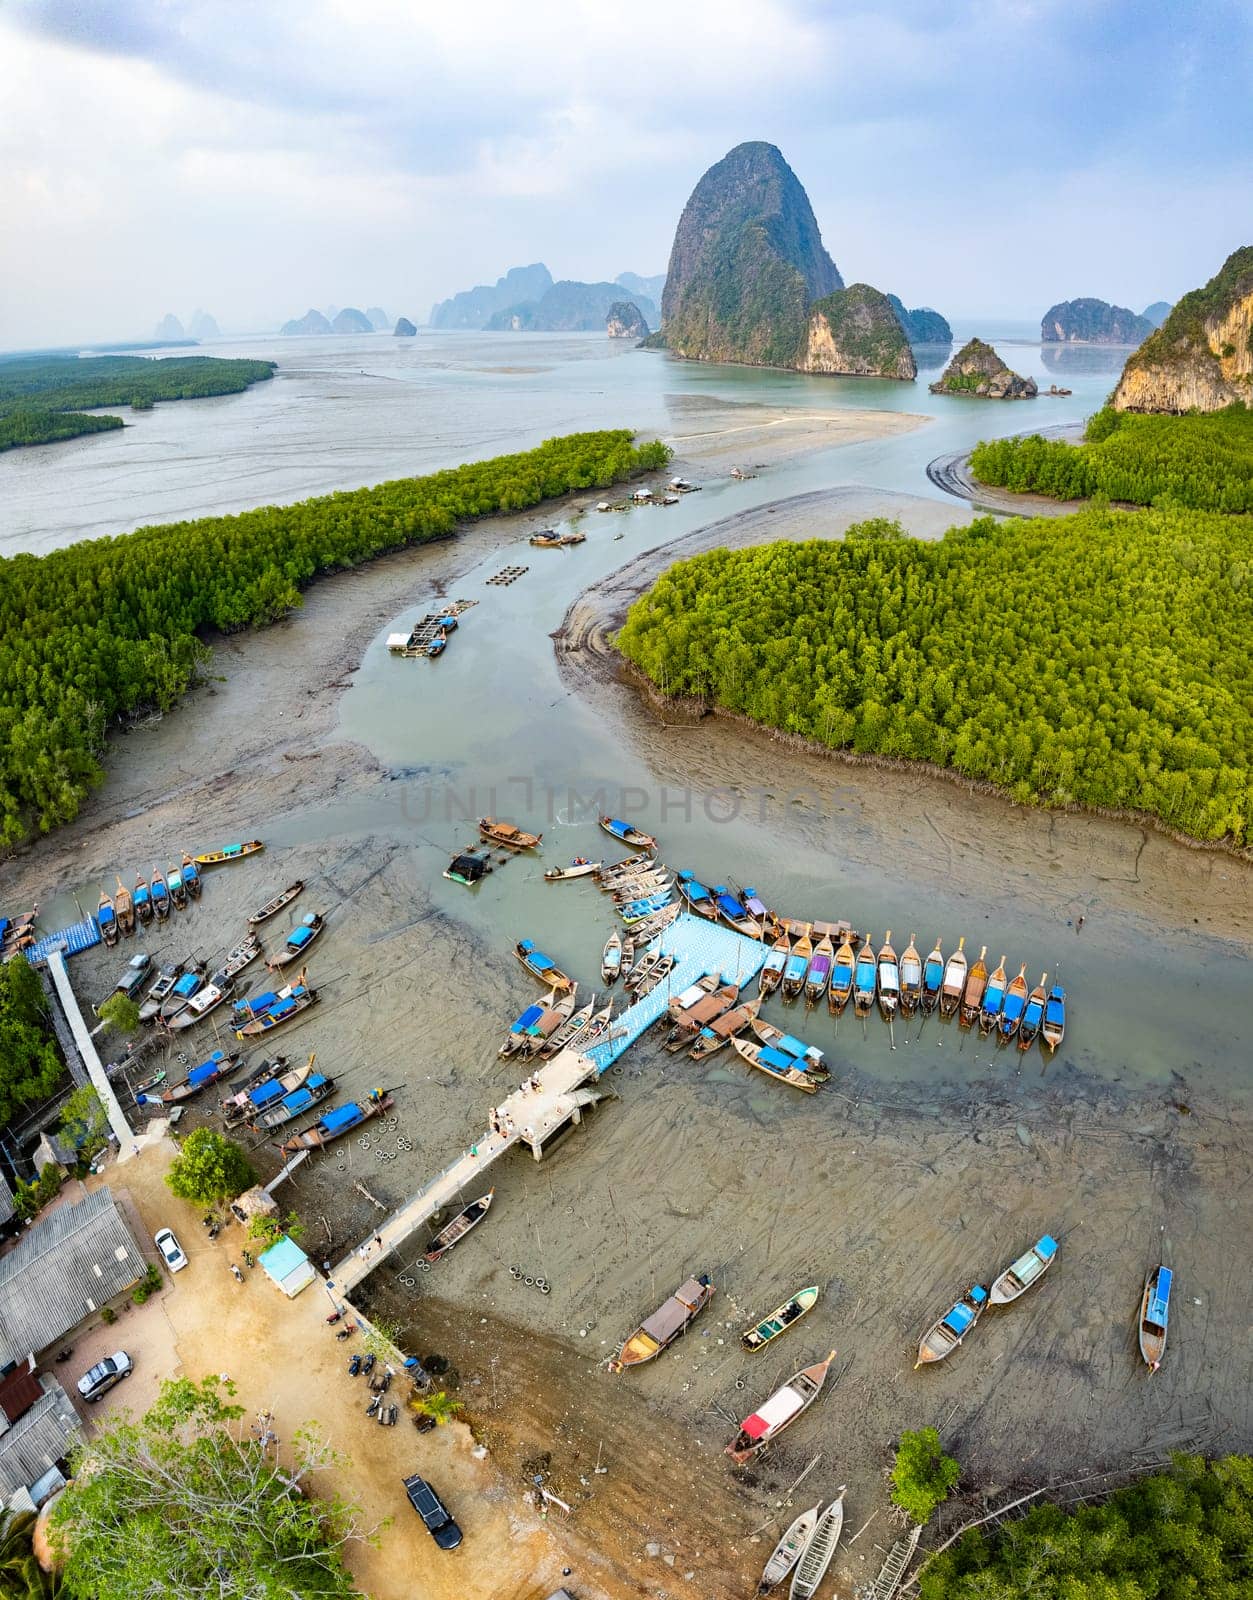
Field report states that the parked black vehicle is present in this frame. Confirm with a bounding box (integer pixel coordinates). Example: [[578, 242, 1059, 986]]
[[403, 1473, 462, 1550]]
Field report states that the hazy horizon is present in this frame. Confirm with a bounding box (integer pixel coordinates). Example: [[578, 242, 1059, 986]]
[[3, 0, 1251, 349]]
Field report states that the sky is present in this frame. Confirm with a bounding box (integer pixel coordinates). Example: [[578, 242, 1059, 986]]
[[2, 0, 1251, 347]]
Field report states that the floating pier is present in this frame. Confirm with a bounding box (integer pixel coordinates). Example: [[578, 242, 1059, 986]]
[[22, 916, 101, 965], [387, 599, 477, 656]]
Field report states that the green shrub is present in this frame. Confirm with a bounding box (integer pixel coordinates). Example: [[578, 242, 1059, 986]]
[[891, 1427, 960, 1524], [132, 1264, 163, 1304]]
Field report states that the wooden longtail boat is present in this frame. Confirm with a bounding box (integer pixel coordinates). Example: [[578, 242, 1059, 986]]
[[740, 887, 776, 939], [667, 973, 721, 1021], [921, 938, 943, 1013], [601, 931, 623, 983], [97, 890, 119, 947], [940, 936, 967, 1018], [134, 873, 153, 925], [514, 939, 574, 993], [781, 924, 812, 1001], [599, 815, 657, 851], [667, 983, 739, 1049], [167, 863, 187, 910], [624, 950, 663, 992], [194, 841, 264, 867], [828, 935, 856, 1015], [595, 852, 651, 883], [899, 934, 922, 1015], [741, 1286, 820, 1352], [609, 1273, 714, 1372], [521, 990, 579, 1055], [610, 870, 671, 902], [726, 1350, 836, 1463], [633, 953, 676, 997], [168, 972, 235, 1031], [268, 912, 325, 970], [538, 995, 595, 1059], [222, 934, 264, 980], [478, 817, 542, 851], [750, 1019, 828, 1078], [249, 1071, 335, 1131], [1138, 1265, 1172, 1372], [150, 868, 170, 921], [758, 1504, 820, 1593], [234, 983, 318, 1037], [181, 853, 202, 898], [114, 877, 135, 936], [1018, 973, 1048, 1050], [278, 1089, 393, 1155], [979, 956, 1007, 1035], [160, 964, 207, 1021], [248, 881, 305, 925], [630, 904, 680, 942], [998, 965, 1029, 1041], [789, 1492, 846, 1600], [499, 988, 559, 1057], [138, 961, 183, 1022], [618, 935, 635, 983], [713, 884, 761, 939], [577, 1000, 614, 1052], [688, 997, 762, 1059], [221, 1056, 304, 1127], [425, 1190, 495, 1263], [915, 1284, 989, 1367], [804, 929, 834, 1007], [852, 934, 877, 1019], [139, 1049, 240, 1105], [760, 926, 791, 996], [960, 945, 988, 1028], [732, 1038, 819, 1094], [676, 870, 719, 919], [544, 859, 601, 881], [989, 1234, 1058, 1304], [1041, 984, 1066, 1051], [877, 931, 900, 1020]]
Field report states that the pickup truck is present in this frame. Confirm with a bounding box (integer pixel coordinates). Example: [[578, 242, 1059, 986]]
[[402, 1473, 462, 1550]]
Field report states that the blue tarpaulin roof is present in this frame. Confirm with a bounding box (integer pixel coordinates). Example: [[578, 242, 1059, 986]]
[[1147, 1267, 1172, 1324], [289, 925, 315, 948], [1038, 1235, 1059, 1259], [321, 1103, 363, 1135], [943, 1302, 976, 1335]]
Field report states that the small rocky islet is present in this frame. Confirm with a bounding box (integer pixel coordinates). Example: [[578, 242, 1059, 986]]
[[930, 337, 1038, 399]]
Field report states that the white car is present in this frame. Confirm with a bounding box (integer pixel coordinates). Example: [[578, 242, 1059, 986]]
[[154, 1227, 188, 1272], [78, 1351, 132, 1402]]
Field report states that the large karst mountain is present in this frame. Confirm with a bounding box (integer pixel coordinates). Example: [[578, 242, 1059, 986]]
[[1112, 246, 1253, 412]]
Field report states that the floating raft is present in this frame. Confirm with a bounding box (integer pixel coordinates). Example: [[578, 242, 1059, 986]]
[[22, 917, 101, 965], [387, 599, 477, 656], [486, 565, 528, 586]]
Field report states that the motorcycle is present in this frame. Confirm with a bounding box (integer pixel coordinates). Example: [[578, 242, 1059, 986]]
[[348, 1353, 362, 1377], [365, 1394, 381, 1418], [325, 1309, 344, 1325], [361, 1352, 376, 1376], [378, 1403, 398, 1427], [335, 1324, 355, 1342]]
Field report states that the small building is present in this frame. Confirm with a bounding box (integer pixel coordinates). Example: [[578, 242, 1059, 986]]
[[259, 1235, 316, 1298], [0, 1374, 80, 1509], [631, 487, 652, 502], [443, 849, 491, 887]]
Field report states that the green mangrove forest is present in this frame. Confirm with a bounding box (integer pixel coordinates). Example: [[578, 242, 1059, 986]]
[[0, 429, 669, 844]]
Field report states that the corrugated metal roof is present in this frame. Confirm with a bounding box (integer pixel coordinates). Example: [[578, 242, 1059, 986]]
[[0, 1380, 81, 1498], [0, 1189, 143, 1367], [0, 1175, 13, 1227]]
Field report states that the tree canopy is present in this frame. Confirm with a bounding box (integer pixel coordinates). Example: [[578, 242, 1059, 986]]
[[892, 1427, 960, 1524], [615, 506, 1253, 845], [0, 956, 65, 1129], [166, 1128, 256, 1207]]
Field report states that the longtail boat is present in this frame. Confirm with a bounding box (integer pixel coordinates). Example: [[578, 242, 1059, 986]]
[[544, 858, 601, 881], [97, 890, 119, 947], [676, 870, 719, 919], [579, 1000, 614, 1051], [138, 1049, 239, 1105], [877, 931, 900, 1020], [222, 933, 264, 980], [915, 1284, 988, 1367], [629, 904, 680, 942], [688, 997, 762, 1059], [138, 960, 184, 1022], [1138, 1265, 1172, 1372], [624, 949, 663, 993], [248, 881, 305, 925], [601, 931, 623, 983], [760, 926, 790, 996], [781, 924, 812, 1001], [899, 934, 922, 1015], [234, 982, 318, 1037], [828, 935, 856, 1015], [940, 936, 967, 1018], [167, 863, 187, 910], [759, 1504, 820, 1594], [269, 912, 325, 970], [610, 870, 671, 902], [193, 841, 264, 867], [278, 1089, 393, 1155], [514, 939, 574, 993], [522, 990, 579, 1055], [989, 1234, 1058, 1304], [478, 817, 542, 851], [979, 956, 1007, 1034], [732, 1037, 819, 1093], [538, 994, 595, 1058], [998, 965, 1029, 1041], [789, 1492, 846, 1600], [150, 868, 170, 921], [740, 887, 776, 938], [1018, 973, 1048, 1050], [618, 935, 635, 983], [667, 973, 720, 1021], [921, 938, 944, 1013], [134, 873, 153, 925], [852, 935, 877, 1019], [250, 1071, 335, 1131], [595, 852, 651, 883], [1042, 984, 1066, 1051], [499, 989, 559, 1057], [221, 1056, 305, 1127], [804, 929, 834, 1007], [750, 1019, 828, 1077], [960, 946, 988, 1028], [741, 1286, 820, 1352], [425, 1190, 495, 1263], [609, 1273, 713, 1372], [231, 974, 313, 1029], [160, 965, 207, 1021], [620, 894, 672, 926], [667, 982, 739, 1049], [114, 878, 135, 936], [633, 952, 675, 996], [181, 853, 202, 899], [599, 815, 657, 851], [726, 1349, 836, 1463], [713, 884, 761, 939], [168, 972, 234, 1031]]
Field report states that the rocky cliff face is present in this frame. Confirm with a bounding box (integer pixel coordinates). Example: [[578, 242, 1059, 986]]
[[1113, 246, 1253, 412], [280, 308, 332, 335], [660, 141, 842, 367], [393, 317, 417, 337], [430, 264, 553, 329], [606, 301, 649, 338], [1141, 301, 1173, 328], [800, 285, 915, 379], [1042, 298, 1153, 344], [886, 294, 952, 345], [930, 337, 1037, 399]]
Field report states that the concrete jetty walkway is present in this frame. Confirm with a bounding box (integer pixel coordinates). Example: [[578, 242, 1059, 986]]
[[45, 949, 134, 1147]]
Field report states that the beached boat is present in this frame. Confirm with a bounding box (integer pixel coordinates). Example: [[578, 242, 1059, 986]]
[[1042, 984, 1066, 1051], [138, 961, 183, 1022], [998, 966, 1029, 1042], [609, 1273, 714, 1372], [160, 965, 207, 1022], [222, 933, 264, 980], [521, 990, 579, 1055], [667, 982, 738, 1048], [167, 862, 187, 910], [1018, 973, 1048, 1050], [478, 817, 543, 851], [544, 858, 601, 881], [133, 873, 153, 925], [750, 1019, 828, 1077], [789, 1492, 846, 1600], [741, 1286, 820, 1352], [601, 931, 623, 983], [618, 935, 635, 983], [538, 995, 595, 1059], [921, 938, 943, 1014], [138, 1049, 239, 1105], [499, 989, 558, 1057], [990, 1235, 1059, 1304], [150, 868, 170, 921], [168, 973, 235, 1032], [915, 1284, 989, 1367], [877, 932, 900, 1020], [1138, 1265, 1172, 1372], [960, 946, 988, 1028], [231, 974, 313, 1028], [732, 1038, 819, 1094], [726, 1349, 836, 1463], [234, 982, 318, 1037], [979, 956, 1007, 1035], [97, 890, 119, 947], [222, 1056, 307, 1127], [689, 998, 762, 1060], [852, 934, 877, 1019], [514, 939, 574, 992], [194, 841, 264, 867], [760, 927, 790, 996], [248, 881, 305, 925], [425, 1190, 495, 1263], [595, 852, 652, 883], [131, 1066, 166, 1095], [828, 935, 855, 1015], [740, 887, 776, 938], [804, 929, 834, 1007], [633, 953, 676, 997], [599, 815, 657, 851], [579, 1000, 615, 1051], [620, 895, 673, 926], [278, 1089, 393, 1155], [181, 853, 202, 898], [781, 924, 812, 1001], [713, 885, 761, 939], [249, 1071, 335, 1131], [114, 878, 135, 936], [759, 1504, 820, 1593], [426, 631, 448, 658], [269, 912, 325, 970], [676, 870, 719, 919], [940, 936, 967, 1018], [529, 528, 585, 547], [898, 934, 923, 1015]]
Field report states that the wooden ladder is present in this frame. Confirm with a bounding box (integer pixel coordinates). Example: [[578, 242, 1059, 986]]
[[856, 1524, 921, 1600]]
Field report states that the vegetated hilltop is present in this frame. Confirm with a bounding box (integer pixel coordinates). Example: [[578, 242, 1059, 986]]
[[1041, 298, 1154, 344], [886, 294, 953, 344], [970, 403, 1253, 512], [930, 337, 1036, 398], [0, 354, 275, 453], [485, 280, 656, 332], [800, 284, 916, 379], [615, 507, 1252, 846], [1113, 245, 1253, 412], [0, 430, 669, 844], [429, 263, 554, 329]]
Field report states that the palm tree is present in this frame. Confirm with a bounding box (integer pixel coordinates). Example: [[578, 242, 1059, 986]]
[[408, 1390, 462, 1428], [0, 1509, 62, 1598]]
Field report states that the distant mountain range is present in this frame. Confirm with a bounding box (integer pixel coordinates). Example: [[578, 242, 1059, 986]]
[[153, 310, 220, 341], [277, 306, 395, 335], [430, 265, 663, 332]]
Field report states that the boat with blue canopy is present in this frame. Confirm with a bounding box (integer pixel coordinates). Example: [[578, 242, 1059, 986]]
[[620, 895, 672, 925], [96, 891, 118, 947], [915, 1283, 989, 1366], [150, 868, 170, 921], [139, 1048, 239, 1105], [427, 631, 448, 658], [990, 1234, 1058, 1304], [759, 926, 790, 996], [499, 988, 558, 1057], [979, 956, 1008, 1035], [1138, 1265, 1172, 1372], [998, 965, 1029, 1041], [921, 938, 943, 1013], [234, 982, 318, 1037], [676, 870, 718, 919], [221, 1056, 307, 1126], [852, 934, 877, 1018], [781, 924, 811, 1001], [713, 885, 761, 938], [133, 873, 153, 924], [732, 1038, 820, 1093], [249, 1071, 336, 1131], [599, 815, 657, 851], [167, 862, 187, 910], [1018, 972, 1048, 1051], [269, 912, 325, 970], [181, 853, 202, 899], [160, 966, 207, 1022], [278, 1088, 393, 1155], [750, 1017, 828, 1077], [828, 935, 855, 1015], [1042, 983, 1066, 1051], [514, 939, 574, 992]]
